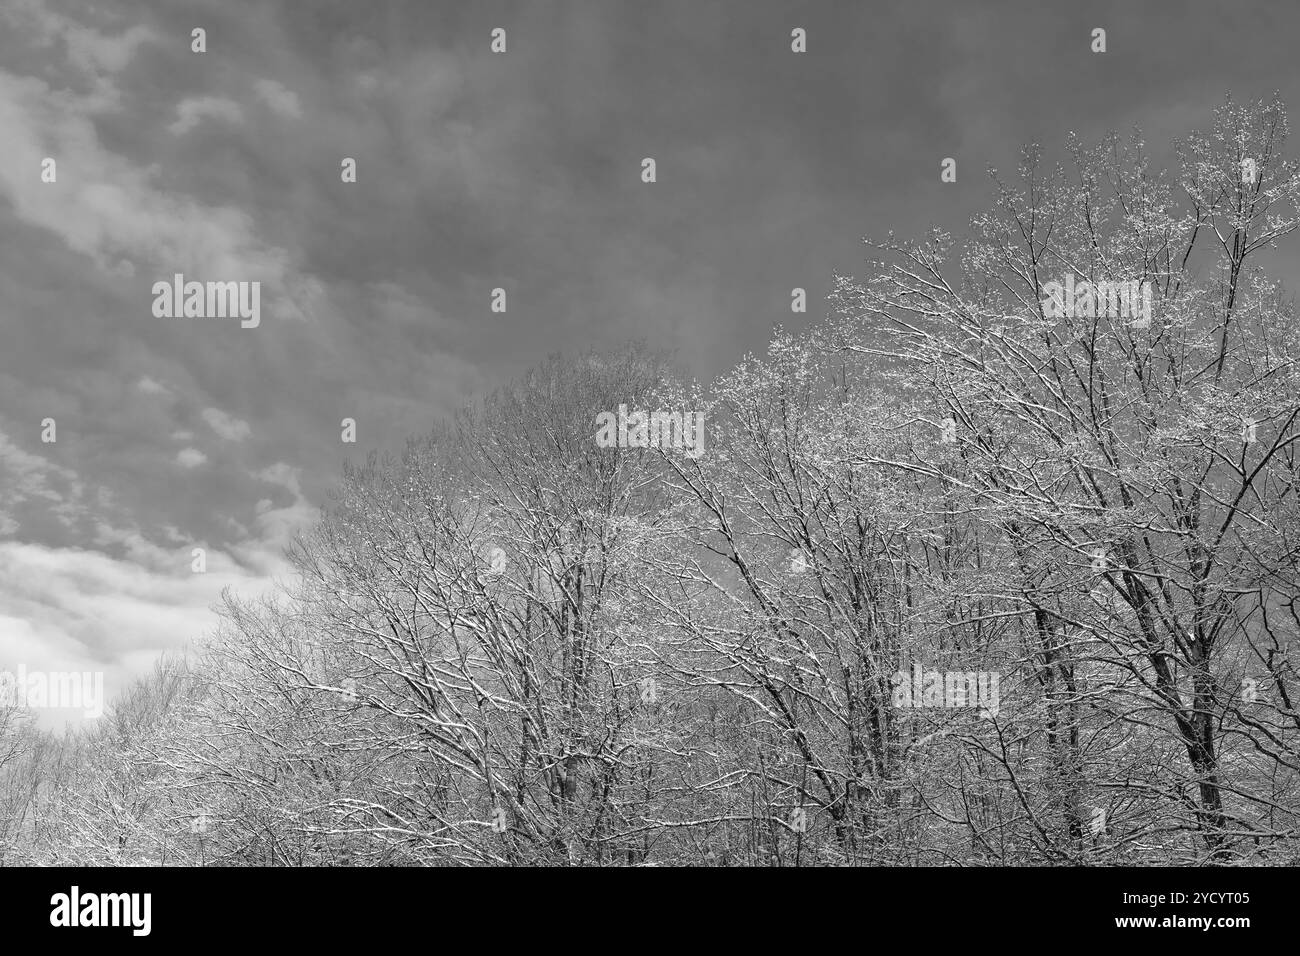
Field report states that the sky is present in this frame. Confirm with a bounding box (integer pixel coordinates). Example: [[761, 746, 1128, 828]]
[[2, 0, 1300, 725]]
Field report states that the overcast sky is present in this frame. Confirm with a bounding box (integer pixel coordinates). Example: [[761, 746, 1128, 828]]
[[3, 0, 1299, 724]]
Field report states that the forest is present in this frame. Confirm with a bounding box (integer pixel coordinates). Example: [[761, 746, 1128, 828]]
[[3, 95, 1299, 867]]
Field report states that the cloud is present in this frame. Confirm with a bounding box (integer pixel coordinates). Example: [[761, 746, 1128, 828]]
[[247, 463, 318, 555], [175, 448, 207, 468], [0, 416, 295, 725], [253, 79, 302, 119], [0, 530, 289, 728], [136, 376, 170, 395], [167, 96, 244, 136], [0, 0, 158, 89], [0, 426, 85, 532], [0, 65, 313, 317], [0, 427, 77, 500], [201, 407, 251, 442]]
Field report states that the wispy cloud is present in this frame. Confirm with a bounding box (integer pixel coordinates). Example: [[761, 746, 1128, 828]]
[[253, 78, 302, 119], [137, 376, 170, 395], [168, 95, 243, 136], [175, 447, 207, 468], [201, 407, 251, 442]]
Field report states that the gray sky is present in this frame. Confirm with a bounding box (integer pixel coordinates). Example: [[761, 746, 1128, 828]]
[[2, 0, 1299, 723]]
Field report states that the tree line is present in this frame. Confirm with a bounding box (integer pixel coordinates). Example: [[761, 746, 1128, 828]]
[[3, 95, 1299, 866]]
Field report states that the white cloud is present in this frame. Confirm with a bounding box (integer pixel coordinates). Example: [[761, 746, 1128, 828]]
[[256, 461, 303, 496], [0, 422, 303, 727], [0, 426, 85, 531], [0, 457, 301, 727], [253, 79, 302, 119], [0, 68, 308, 307], [0, 0, 157, 90], [168, 95, 244, 136], [201, 407, 251, 441], [175, 447, 207, 468], [0, 533, 288, 728], [0, 427, 77, 500], [136, 375, 169, 395], [247, 463, 318, 555]]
